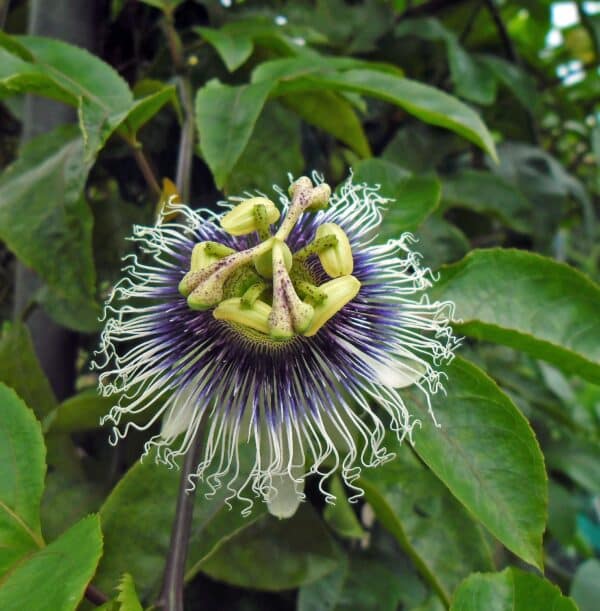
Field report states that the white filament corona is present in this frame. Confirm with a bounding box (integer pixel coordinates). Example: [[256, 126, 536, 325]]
[[94, 172, 460, 516]]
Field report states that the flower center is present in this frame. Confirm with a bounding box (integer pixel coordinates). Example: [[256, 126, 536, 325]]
[[178, 176, 361, 340]]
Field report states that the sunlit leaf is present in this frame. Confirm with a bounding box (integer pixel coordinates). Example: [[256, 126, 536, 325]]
[[432, 249, 600, 383], [0, 515, 103, 611], [451, 567, 577, 611], [406, 357, 547, 569], [0, 384, 46, 576]]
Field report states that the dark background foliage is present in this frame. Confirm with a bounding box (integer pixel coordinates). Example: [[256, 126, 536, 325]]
[[0, 0, 599, 610]]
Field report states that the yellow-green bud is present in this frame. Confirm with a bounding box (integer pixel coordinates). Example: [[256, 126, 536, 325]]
[[303, 275, 361, 337], [213, 298, 272, 334], [315, 223, 353, 277], [254, 241, 293, 279], [220, 197, 280, 236]]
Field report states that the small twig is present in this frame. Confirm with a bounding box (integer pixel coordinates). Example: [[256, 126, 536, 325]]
[[127, 139, 162, 197], [162, 14, 195, 202], [483, 0, 517, 62], [156, 431, 203, 611], [85, 584, 110, 606]]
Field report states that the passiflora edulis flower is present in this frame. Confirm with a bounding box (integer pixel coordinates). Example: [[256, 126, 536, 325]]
[[94, 173, 459, 518]]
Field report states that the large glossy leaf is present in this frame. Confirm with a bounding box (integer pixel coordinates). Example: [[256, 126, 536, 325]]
[[0, 125, 100, 332], [0, 515, 103, 611], [451, 567, 577, 611], [0, 36, 133, 157], [431, 249, 600, 383], [251, 59, 496, 158], [407, 357, 547, 569], [0, 322, 56, 418], [441, 170, 532, 234], [352, 159, 440, 235], [297, 552, 405, 611], [96, 448, 266, 601], [0, 384, 46, 575], [198, 504, 343, 591], [195, 79, 275, 188], [360, 446, 493, 605]]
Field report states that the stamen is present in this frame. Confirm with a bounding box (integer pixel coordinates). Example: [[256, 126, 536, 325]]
[[213, 298, 272, 334], [303, 275, 361, 337], [315, 223, 354, 277], [220, 197, 280, 236]]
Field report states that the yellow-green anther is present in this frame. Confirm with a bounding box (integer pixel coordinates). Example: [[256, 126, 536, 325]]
[[213, 298, 272, 335], [296, 280, 327, 305], [254, 240, 292, 279], [185, 239, 273, 309], [268, 240, 314, 339], [303, 275, 361, 337], [191, 241, 235, 271], [220, 197, 280, 237], [315, 223, 354, 277], [293, 234, 339, 262], [241, 282, 268, 308], [253, 203, 272, 241]]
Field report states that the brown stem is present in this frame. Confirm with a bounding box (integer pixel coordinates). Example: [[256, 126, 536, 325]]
[[85, 584, 110, 606], [162, 14, 195, 202], [129, 140, 162, 197], [156, 431, 203, 611]]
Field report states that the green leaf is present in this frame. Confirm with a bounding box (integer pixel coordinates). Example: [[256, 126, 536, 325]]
[[319, 70, 497, 159], [139, 0, 184, 11], [571, 559, 600, 611], [0, 515, 103, 611], [196, 26, 254, 72], [0, 383, 46, 575], [412, 216, 470, 270], [0, 125, 100, 332], [407, 358, 547, 569], [431, 249, 600, 383], [360, 446, 493, 605], [0, 36, 134, 157], [441, 170, 532, 233], [116, 574, 143, 611], [251, 59, 496, 158], [225, 101, 303, 195], [0, 322, 57, 418], [297, 552, 405, 611], [352, 159, 440, 235], [44, 388, 117, 433], [199, 504, 343, 591], [96, 447, 267, 600], [323, 476, 365, 540], [117, 86, 176, 138], [282, 90, 371, 157], [195, 79, 275, 188], [451, 567, 577, 611]]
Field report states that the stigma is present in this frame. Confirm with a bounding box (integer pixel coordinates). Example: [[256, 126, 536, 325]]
[[178, 176, 361, 340]]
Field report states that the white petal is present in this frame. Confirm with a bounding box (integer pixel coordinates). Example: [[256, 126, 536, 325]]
[[266, 473, 304, 519]]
